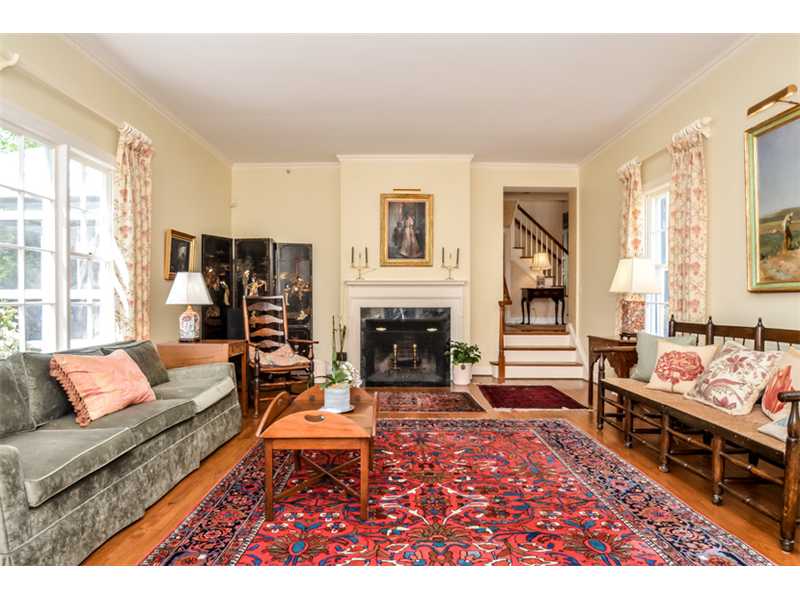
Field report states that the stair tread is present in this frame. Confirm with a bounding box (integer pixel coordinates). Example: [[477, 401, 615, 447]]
[[490, 360, 583, 366], [504, 345, 576, 351]]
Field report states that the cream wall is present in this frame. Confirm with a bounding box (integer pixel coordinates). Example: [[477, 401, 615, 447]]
[[0, 34, 232, 343], [471, 164, 579, 373], [231, 164, 340, 363], [578, 35, 800, 351]]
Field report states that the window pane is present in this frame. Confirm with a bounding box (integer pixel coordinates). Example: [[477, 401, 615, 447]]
[[24, 196, 54, 250], [0, 248, 18, 290], [0, 128, 22, 189], [70, 303, 88, 342], [24, 250, 55, 303], [69, 159, 83, 211], [0, 304, 19, 358], [0, 189, 17, 245], [70, 257, 101, 294], [23, 139, 55, 199]]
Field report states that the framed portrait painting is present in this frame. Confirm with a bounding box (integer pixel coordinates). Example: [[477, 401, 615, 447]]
[[745, 105, 800, 292], [380, 193, 433, 266], [164, 229, 196, 280]]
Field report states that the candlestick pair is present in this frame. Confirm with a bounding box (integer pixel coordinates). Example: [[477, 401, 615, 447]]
[[350, 245, 369, 280]]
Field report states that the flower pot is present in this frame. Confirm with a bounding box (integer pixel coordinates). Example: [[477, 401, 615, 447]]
[[322, 384, 352, 413], [452, 363, 473, 386]]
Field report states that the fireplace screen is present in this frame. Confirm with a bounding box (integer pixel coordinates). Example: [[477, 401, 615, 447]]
[[360, 308, 451, 387]]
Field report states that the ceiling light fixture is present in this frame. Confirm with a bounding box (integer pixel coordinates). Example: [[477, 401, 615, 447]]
[[747, 85, 799, 117]]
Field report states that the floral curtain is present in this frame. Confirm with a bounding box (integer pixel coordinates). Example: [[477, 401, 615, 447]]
[[113, 123, 154, 341], [668, 126, 708, 323], [616, 158, 645, 335]]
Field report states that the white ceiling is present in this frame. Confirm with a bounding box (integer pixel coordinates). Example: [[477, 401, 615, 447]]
[[68, 34, 746, 164]]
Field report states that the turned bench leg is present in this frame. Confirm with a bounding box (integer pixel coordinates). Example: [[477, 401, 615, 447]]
[[711, 434, 724, 505], [781, 403, 800, 552], [623, 394, 633, 448], [596, 360, 606, 430], [658, 413, 671, 473]]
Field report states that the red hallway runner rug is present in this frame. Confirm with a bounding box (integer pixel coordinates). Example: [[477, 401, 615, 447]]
[[376, 390, 485, 413], [478, 385, 586, 410], [142, 419, 769, 566]]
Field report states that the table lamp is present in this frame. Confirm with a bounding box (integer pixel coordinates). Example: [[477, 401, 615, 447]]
[[609, 257, 661, 335], [530, 252, 552, 287], [166, 272, 213, 342]]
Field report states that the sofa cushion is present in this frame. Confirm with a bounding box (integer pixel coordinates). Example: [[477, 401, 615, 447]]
[[153, 375, 236, 414], [41, 398, 195, 446], [17, 348, 103, 427], [630, 331, 698, 382], [2, 427, 136, 507], [0, 354, 34, 437], [101, 341, 169, 387]]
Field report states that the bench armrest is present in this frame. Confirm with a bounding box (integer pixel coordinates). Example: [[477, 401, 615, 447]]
[[0, 444, 31, 554], [779, 391, 800, 404]]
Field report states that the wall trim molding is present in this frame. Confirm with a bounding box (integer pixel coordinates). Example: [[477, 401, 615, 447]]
[[337, 154, 474, 162], [471, 161, 578, 170], [60, 35, 232, 167], [232, 161, 340, 170], [578, 34, 756, 167]]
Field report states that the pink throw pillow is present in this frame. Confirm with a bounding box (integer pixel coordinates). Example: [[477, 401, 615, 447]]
[[50, 350, 155, 426], [646, 340, 718, 394]]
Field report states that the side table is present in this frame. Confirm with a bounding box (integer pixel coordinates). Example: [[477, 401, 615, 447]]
[[156, 339, 249, 417], [586, 335, 637, 407]]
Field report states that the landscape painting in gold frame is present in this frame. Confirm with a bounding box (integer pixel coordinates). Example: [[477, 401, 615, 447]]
[[745, 104, 800, 292], [380, 193, 433, 267]]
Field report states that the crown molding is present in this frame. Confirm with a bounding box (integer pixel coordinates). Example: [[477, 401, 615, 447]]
[[60, 35, 232, 167], [578, 34, 756, 167], [232, 161, 340, 169], [471, 161, 578, 170], [337, 154, 474, 163]]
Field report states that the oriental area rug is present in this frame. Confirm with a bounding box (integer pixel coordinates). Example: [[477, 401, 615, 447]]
[[478, 385, 586, 410], [141, 419, 769, 566], [376, 390, 485, 413]]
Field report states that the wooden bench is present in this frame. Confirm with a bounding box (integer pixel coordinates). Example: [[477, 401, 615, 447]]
[[596, 317, 800, 551]]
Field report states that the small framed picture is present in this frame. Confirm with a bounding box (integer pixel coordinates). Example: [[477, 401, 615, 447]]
[[544, 276, 555, 287], [164, 229, 196, 280]]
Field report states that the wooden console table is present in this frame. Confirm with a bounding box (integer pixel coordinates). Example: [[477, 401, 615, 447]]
[[586, 334, 637, 407], [521, 286, 566, 325], [258, 386, 376, 521], [156, 339, 248, 417]]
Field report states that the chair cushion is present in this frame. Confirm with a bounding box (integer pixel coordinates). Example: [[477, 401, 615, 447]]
[[50, 350, 156, 426], [2, 427, 136, 507], [101, 340, 169, 387], [250, 343, 310, 368], [152, 375, 236, 414], [40, 398, 195, 445], [0, 354, 34, 437], [16, 348, 104, 426]]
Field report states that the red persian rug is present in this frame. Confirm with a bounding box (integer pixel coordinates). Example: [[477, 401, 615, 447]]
[[376, 390, 485, 413], [478, 385, 586, 410], [141, 419, 769, 566]]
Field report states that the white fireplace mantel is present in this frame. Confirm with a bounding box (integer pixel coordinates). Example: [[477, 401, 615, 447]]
[[343, 279, 468, 368]]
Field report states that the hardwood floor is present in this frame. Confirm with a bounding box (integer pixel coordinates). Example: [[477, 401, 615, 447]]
[[84, 377, 800, 565]]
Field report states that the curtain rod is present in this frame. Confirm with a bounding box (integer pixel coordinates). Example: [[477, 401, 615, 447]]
[[635, 116, 713, 165], [1, 50, 121, 131]]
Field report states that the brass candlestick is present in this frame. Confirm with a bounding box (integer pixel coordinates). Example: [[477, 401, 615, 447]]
[[350, 245, 369, 280], [440, 246, 460, 280]]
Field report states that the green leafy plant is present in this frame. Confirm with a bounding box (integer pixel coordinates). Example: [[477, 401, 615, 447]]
[[321, 363, 351, 389], [445, 340, 481, 365], [0, 305, 19, 359]]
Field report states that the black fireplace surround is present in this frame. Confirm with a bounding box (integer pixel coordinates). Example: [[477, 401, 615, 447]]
[[360, 307, 451, 387]]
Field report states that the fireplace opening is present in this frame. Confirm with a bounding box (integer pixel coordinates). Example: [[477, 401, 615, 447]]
[[361, 307, 451, 387]]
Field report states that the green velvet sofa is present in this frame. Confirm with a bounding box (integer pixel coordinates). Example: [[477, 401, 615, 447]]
[[0, 341, 242, 565]]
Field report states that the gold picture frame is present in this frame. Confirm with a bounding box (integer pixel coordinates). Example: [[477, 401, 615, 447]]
[[745, 104, 800, 292], [380, 193, 433, 266], [164, 229, 196, 280]]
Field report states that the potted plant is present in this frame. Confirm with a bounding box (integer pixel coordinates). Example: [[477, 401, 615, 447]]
[[320, 317, 361, 412], [445, 340, 481, 386]]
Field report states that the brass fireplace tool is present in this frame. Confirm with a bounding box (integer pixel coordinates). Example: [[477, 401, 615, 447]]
[[440, 247, 460, 280], [350, 246, 370, 280]]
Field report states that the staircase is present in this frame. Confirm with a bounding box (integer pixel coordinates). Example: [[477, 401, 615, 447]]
[[494, 203, 581, 381]]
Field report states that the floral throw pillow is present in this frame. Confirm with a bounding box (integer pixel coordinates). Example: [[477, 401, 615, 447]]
[[761, 347, 800, 421], [685, 341, 782, 416], [646, 340, 718, 394]]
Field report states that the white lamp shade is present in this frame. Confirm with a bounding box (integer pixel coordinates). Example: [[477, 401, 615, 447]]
[[609, 257, 661, 294], [166, 272, 213, 305], [530, 252, 552, 271]]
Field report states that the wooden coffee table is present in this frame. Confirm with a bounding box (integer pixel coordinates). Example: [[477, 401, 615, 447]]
[[257, 386, 377, 521]]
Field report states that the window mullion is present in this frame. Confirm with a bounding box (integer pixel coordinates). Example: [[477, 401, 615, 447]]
[[55, 144, 70, 351]]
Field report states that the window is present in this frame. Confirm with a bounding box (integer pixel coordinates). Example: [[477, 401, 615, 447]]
[[643, 185, 669, 336], [0, 123, 115, 357]]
